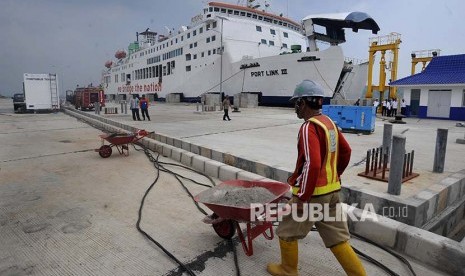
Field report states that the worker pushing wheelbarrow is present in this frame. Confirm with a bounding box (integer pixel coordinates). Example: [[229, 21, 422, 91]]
[[95, 129, 152, 158], [195, 180, 290, 256]]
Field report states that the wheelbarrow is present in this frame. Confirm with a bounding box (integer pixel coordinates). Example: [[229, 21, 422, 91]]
[[95, 129, 152, 158], [194, 180, 290, 256]]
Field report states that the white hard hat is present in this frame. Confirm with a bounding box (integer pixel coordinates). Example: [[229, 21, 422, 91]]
[[290, 80, 325, 102]]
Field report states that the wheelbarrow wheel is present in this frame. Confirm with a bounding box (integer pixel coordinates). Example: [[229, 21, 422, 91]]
[[213, 219, 236, 239], [99, 145, 112, 158]]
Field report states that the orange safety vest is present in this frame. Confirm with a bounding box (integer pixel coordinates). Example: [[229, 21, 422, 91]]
[[292, 115, 341, 196]]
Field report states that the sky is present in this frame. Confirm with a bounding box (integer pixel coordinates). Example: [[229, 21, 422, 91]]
[[1, 0, 464, 97]]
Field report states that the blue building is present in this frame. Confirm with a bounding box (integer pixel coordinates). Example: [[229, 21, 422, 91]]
[[390, 54, 465, 120]]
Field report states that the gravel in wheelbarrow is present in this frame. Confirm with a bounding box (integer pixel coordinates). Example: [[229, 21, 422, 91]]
[[195, 180, 290, 222]]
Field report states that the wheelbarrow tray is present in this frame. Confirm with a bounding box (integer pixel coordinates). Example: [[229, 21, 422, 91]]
[[194, 180, 289, 222], [99, 133, 137, 145]]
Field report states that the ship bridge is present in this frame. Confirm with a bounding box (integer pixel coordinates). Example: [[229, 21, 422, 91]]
[[303, 12, 380, 51]]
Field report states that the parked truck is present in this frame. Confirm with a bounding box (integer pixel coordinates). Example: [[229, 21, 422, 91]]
[[22, 73, 60, 112], [73, 87, 105, 111], [13, 93, 26, 112]]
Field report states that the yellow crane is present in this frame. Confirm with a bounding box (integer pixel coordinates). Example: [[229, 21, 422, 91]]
[[411, 49, 440, 75], [366, 33, 401, 100]]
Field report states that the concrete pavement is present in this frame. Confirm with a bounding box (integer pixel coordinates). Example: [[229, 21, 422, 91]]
[[0, 98, 461, 275]]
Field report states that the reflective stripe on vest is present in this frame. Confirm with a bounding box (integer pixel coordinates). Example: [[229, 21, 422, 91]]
[[292, 115, 341, 196]]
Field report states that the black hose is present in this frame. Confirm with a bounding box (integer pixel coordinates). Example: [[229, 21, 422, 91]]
[[135, 149, 197, 276], [351, 232, 416, 276], [135, 144, 241, 276]]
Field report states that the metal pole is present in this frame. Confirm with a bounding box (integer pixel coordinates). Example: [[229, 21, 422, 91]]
[[388, 135, 406, 195], [124, 100, 128, 114], [433, 128, 448, 173], [220, 18, 224, 94], [382, 123, 393, 163]]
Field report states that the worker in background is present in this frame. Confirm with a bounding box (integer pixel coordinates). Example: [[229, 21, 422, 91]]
[[267, 80, 366, 276], [373, 99, 379, 114], [129, 94, 141, 121], [139, 94, 151, 121], [400, 99, 407, 115], [222, 95, 231, 121]]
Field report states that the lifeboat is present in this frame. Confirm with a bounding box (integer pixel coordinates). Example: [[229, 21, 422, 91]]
[[104, 60, 113, 68], [115, 50, 127, 59]]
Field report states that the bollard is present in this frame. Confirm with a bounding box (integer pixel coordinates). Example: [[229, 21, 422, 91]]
[[382, 123, 393, 163], [120, 102, 124, 113], [124, 101, 128, 114], [388, 135, 406, 195], [455, 132, 465, 144], [433, 128, 448, 173]]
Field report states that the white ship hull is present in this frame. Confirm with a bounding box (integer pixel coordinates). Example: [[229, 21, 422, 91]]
[[102, 2, 379, 105]]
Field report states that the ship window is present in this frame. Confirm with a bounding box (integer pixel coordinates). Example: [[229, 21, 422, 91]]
[[214, 7, 219, 12], [186, 65, 191, 72], [213, 49, 216, 54], [187, 33, 191, 38], [201, 52, 205, 57], [176, 38, 178, 43], [256, 26, 262, 32], [283, 32, 288, 38], [206, 37, 210, 43], [163, 66, 166, 76], [212, 21, 217, 28], [273, 20, 278, 24], [258, 16, 263, 20], [152, 66, 155, 78], [199, 27, 203, 33], [282, 43, 288, 48], [269, 41, 275, 46], [212, 35, 216, 41], [209, 7, 212, 12], [193, 30, 197, 36], [194, 42, 198, 47], [270, 29, 276, 35], [171, 40, 173, 45], [171, 60, 175, 68], [186, 54, 191, 61], [283, 22, 287, 27], [261, 39, 267, 44], [206, 23, 210, 29], [234, 10, 239, 15], [208, 50, 211, 56], [247, 13, 251, 17], [240, 12, 245, 16], [252, 14, 257, 19], [190, 43, 193, 49], [221, 8, 226, 13], [193, 54, 197, 59], [228, 9, 233, 14]]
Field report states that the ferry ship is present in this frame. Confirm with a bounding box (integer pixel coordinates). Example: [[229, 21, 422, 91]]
[[102, 1, 380, 105]]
